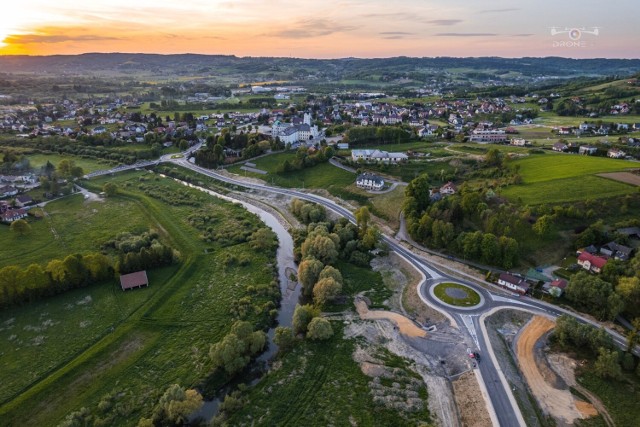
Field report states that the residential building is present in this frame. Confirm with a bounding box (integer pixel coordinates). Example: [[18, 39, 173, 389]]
[[600, 242, 633, 261], [497, 273, 530, 294], [440, 182, 457, 195], [578, 145, 598, 155], [15, 195, 33, 207], [577, 252, 608, 274], [552, 142, 568, 152], [469, 128, 507, 143], [351, 149, 408, 164], [607, 148, 626, 159], [355, 173, 385, 191], [0, 186, 18, 198], [1, 208, 27, 223]]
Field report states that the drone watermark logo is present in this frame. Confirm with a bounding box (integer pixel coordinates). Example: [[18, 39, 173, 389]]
[[549, 27, 599, 48]]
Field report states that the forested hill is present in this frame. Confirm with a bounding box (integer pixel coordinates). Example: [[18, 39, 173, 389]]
[[0, 53, 638, 80]]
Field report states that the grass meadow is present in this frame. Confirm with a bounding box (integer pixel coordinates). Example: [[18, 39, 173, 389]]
[[27, 153, 114, 173], [228, 151, 363, 201], [226, 324, 431, 427], [0, 195, 150, 268], [500, 153, 638, 205], [0, 170, 279, 426]]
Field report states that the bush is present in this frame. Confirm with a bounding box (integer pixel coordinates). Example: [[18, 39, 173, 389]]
[[306, 318, 334, 341]]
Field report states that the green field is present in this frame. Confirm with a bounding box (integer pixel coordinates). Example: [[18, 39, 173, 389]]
[[0, 170, 278, 426], [228, 151, 360, 199], [0, 195, 150, 268], [500, 153, 638, 205], [27, 153, 115, 173]]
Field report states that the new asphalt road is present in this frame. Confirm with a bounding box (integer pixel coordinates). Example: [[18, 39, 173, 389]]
[[91, 152, 632, 426]]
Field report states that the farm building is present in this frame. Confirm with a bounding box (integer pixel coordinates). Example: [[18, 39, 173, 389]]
[[119, 271, 149, 291]]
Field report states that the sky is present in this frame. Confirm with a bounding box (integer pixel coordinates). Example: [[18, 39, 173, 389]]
[[0, 0, 638, 58]]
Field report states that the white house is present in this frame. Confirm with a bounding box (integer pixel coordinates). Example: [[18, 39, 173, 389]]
[[607, 148, 626, 159], [1, 208, 27, 223], [356, 173, 385, 191], [0, 185, 19, 198], [470, 129, 507, 143], [440, 182, 457, 195], [351, 149, 408, 164], [498, 273, 529, 294], [578, 145, 598, 155]]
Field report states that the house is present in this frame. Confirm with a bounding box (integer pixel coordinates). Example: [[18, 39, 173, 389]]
[[15, 195, 33, 207], [497, 273, 530, 294], [543, 279, 568, 296], [578, 145, 598, 155], [351, 149, 408, 164], [600, 242, 633, 261], [355, 173, 385, 191], [617, 227, 640, 239], [552, 142, 568, 152], [119, 270, 149, 291], [440, 182, 457, 195], [510, 138, 528, 146], [0, 185, 19, 198], [1, 208, 28, 223], [607, 148, 626, 159], [577, 252, 608, 274]]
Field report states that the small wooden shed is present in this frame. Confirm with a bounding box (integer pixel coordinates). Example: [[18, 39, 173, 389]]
[[119, 270, 149, 291]]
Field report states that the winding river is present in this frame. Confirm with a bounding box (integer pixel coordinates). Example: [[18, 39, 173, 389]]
[[169, 178, 300, 421]]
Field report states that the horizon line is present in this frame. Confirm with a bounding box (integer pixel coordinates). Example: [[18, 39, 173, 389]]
[[0, 52, 640, 61]]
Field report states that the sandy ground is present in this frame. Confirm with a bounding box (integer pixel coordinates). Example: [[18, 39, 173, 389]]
[[451, 371, 492, 427], [516, 316, 592, 425], [548, 353, 615, 426], [355, 298, 427, 338], [598, 171, 640, 186]]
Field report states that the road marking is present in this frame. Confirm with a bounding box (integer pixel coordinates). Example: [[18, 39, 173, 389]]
[[460, 314, 480, 347]]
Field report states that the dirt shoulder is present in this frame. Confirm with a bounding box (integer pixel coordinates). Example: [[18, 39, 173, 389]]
[[452, 371, 492, 427]]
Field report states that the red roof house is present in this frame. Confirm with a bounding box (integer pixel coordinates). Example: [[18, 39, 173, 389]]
[[577, 252, 608, 274]]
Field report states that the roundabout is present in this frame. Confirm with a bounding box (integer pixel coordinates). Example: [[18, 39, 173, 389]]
[[431, 281, 485, 310]]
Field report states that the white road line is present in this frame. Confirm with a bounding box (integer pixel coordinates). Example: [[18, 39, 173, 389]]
[[460, 314, 479, 347]]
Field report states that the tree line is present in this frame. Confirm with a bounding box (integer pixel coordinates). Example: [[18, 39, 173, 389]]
[[344, 126, 410, 146], [0, 239, 179, 308], [277, 145, 335, 174]]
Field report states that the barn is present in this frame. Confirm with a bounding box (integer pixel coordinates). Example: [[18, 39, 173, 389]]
[[119, 270, 149, 291]]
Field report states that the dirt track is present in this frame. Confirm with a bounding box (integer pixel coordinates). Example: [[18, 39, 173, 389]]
[[516, 316, 595, 425], [355, 299, 427, 338], [598, 171, 640, 186]]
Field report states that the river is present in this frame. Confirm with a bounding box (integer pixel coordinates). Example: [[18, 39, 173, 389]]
[[168, 178, 301, 422]]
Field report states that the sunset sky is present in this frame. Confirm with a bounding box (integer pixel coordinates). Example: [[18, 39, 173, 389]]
[[0, 1, 637, 58]]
